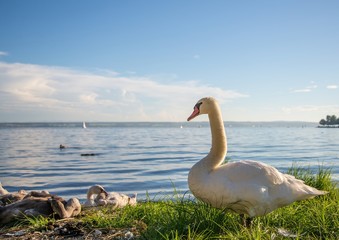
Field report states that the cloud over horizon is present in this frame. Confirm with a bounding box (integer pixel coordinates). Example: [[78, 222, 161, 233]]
[[0, 61, 248, 122], [327, 85, 338, 89], [292, 83, 318, 93], [282, 104, 339, 120]]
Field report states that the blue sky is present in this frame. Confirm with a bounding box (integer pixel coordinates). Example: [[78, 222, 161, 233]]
[[0, 0, 338, 122]]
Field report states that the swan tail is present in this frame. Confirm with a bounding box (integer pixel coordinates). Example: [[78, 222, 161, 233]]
[[284, 174, 328, 200], [303, 187, 328, 197]]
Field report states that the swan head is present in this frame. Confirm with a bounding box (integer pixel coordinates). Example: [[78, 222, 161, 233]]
[[187, 97, 217, 121], [128, 193, 138, 206], [68, 198, 82, 216]]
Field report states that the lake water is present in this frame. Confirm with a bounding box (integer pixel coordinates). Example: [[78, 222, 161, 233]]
[[0, 122, 338, 202]]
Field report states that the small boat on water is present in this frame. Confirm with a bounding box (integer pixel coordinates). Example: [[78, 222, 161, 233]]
[[82, 122, 87, 129]]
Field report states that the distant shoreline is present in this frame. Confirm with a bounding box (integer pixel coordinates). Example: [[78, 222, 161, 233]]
[[317, 125, 339, 128], [0, 121, 318, 129]]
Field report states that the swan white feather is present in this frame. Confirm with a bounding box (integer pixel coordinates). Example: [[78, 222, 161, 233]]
[[84, 185, 137, 208], [187, 97, 327, 217]]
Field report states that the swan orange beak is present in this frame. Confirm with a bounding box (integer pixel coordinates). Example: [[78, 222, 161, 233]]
[[187, 106, 200, 121]]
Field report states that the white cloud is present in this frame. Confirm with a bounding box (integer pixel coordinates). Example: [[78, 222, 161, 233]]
[[292, 89, 311, 93], [307, 84, 318, 89], [282, 105, 339, 114], [0, 61, 248, 121], [282, 105, 320, 113], [0, 51, 8, 56], [292, 84, 317, 93], [280, 104, 339, 122], [79, 93, 98, 104], [327, 85, 338, 89]]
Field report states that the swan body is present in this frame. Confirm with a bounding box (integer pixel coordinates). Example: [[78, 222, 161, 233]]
[[101, 192, 137, 208], [0, 191, 81, 225], [0, 183, 28, 206], [84, 185, 137, 208], [187, 97, 327, 218]]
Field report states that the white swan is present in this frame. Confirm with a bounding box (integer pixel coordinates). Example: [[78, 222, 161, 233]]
[[103, 192, 137, 208], [84, 185, 137, 208], [187, 97, 327, 225]]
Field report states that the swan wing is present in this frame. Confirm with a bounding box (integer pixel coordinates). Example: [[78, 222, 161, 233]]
[[219, 160, 285, 185]]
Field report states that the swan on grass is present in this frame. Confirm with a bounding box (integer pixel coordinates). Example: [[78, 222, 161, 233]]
[[187, 97, 327, 226], [84, 185, 137, 208], [84, 185, 109, 207], [0, 182, 28, 206], [0, 191, 81, 225]]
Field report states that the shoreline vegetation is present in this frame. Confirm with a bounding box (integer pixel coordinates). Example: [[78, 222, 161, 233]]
[[0, 164, 338, 239], [318, 115, 339, 128], [317, 125, 339, 128]]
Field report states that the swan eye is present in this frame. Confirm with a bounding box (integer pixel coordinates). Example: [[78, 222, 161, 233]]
[[195, 102, 203, 110]]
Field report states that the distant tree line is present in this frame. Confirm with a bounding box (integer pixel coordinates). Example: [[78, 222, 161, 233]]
[[319, 115, 339, 126]]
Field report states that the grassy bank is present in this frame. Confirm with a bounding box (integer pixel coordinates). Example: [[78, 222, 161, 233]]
[[1, 165, 338, 239]]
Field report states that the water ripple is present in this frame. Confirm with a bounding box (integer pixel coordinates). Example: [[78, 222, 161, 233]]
[[0, 125, 338, 201]]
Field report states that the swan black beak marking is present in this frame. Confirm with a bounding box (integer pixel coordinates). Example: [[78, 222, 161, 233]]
[[188, 102, 202, 121], [187, 106, 200, 121]]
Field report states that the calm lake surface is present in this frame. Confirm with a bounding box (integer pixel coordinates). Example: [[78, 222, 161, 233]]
[[0, 122, 338, 202]]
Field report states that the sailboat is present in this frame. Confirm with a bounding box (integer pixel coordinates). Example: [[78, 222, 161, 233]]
[[82, 122, 87, 129]]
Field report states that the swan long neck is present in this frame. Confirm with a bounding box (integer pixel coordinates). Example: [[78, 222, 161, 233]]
[[87, 191, 94, 200], [207, 102, 227, 168], [87, 187, 98, 200]]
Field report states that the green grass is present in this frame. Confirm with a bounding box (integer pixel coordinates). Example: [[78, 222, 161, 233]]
[[1, 164, 338, 239]]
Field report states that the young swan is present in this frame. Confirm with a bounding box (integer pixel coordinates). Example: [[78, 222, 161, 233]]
[[0, 191, 81, 225], [187, 97, 328, 226], [84, 185, 137, 208], [84, 185, 109, 207], [102, 192, 137, 208], [0, 183, 28, 206], [0, 182, 9, 195]]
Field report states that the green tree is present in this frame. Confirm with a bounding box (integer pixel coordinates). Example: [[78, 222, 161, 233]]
[[326, 115, 332, 124], [319, 114, 339, 126], [329, 115, 337, 125], [319, 119, 326, 125]]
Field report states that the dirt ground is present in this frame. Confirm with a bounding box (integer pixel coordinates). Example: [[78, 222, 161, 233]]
[[0, 220, 145, 240]]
